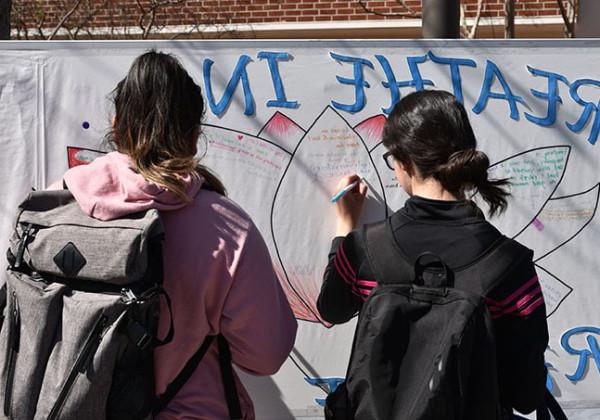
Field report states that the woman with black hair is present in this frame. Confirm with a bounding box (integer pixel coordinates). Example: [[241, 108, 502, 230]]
[[318, 90, 549, 418]]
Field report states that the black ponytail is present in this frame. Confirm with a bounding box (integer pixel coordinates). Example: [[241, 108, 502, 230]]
[[382, 90, 510, 216], [437, 149, 510, 216]]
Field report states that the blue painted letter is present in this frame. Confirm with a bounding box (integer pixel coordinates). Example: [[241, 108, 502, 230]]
[[561, 326, 600, 382], [525, 66, 569, 127], [203, 55, 254, 116], [376, 54, 434, 114], [257, 51, 299, 109], [428, 51, 476, 104], [545, 361, 556, 392], [566, 78, 600, 145], [330, 52, 374, 113], [406, 55, 434, 91], [376, 55, 402, 114], [305, 376, 345, 406], [472, 60, 525, 121]]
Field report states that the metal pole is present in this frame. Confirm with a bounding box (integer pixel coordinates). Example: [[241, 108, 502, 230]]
[[0, 0, 10, 40], [505, 0, 515, 38], [422, 0, 460, 38]]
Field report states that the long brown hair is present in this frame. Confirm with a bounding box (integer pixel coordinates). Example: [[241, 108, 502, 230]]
[[107, 50, 225, 200]]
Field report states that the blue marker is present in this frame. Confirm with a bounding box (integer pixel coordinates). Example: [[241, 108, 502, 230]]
[[330, 177, 365, 203]]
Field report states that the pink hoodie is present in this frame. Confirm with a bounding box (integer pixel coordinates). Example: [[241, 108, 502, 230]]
[[59, 152, 297, 419]]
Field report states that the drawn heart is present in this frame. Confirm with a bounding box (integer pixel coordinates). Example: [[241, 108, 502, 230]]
[[237, 134, 244, 140]]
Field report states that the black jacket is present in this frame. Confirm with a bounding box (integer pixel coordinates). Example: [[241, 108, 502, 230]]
[[317, 196, 549, 415]]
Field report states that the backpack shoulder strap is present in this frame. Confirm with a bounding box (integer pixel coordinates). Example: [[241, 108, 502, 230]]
[[153, 334, 241, 418], [363, 220, 414, 285], [153, 335, 216, 414], [217, 335, 243, 420], [538, 389, 568, 420], [456, 237, 532, 295]]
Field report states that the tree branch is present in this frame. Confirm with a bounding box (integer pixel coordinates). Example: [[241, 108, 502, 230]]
[[36, 9, 46, 38], [48, 0, 83, 39], [70, 0, 108, 39], [461, 0, 484, 39], [13, 0, 241, 40], [357, 0, 421, 18], [556, 0, 574, 37], [142, 7, 156, 38]]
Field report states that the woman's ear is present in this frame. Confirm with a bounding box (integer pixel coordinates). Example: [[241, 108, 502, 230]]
[[397, 159, 413, 177]]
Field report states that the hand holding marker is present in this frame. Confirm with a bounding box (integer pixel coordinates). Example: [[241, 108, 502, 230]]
[[332, 175, 368, 236], [330, 176, 365, 203]]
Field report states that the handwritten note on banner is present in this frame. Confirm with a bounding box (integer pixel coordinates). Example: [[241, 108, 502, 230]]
[[1, 40, 599, 418]]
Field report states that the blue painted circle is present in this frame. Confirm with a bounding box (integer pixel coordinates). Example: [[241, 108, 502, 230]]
[[82, 121, 90, 129]]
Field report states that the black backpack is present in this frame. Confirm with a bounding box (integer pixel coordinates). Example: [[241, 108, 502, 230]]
[[325, 220, 527, 420]]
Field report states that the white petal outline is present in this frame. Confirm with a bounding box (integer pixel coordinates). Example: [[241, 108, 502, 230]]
[[515, 183, 600, 262], [534, 263, 573, 318], [270, 106, 386, 326], [485, 146, 571, 238]]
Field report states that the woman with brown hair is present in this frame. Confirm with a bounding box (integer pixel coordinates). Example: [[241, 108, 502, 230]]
[[59, 50, 297, 419]]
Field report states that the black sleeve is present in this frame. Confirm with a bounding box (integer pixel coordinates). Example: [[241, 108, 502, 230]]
[[487, 256, 549, 414], [317, 230, 376, 324]]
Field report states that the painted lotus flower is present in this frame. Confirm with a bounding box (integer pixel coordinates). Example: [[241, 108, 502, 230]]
[[68, 107, 598, 386], [224, 108, 594, 325], [68, 107, 597, 323]]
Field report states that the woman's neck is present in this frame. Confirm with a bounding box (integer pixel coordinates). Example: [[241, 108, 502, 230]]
[[410, 178, 461, 201]]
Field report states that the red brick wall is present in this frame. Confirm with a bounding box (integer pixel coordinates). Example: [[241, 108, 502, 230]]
[[11, 0, 566, 38]]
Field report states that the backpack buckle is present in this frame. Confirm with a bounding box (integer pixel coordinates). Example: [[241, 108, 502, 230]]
[[136, 332, 153, 350], [14, 224, 36, 269], [121, 288, 138, 304], [126, 319, 153, 350]]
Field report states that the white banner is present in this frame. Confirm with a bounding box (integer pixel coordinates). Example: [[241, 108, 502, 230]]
[[1, 40, 599, 418]]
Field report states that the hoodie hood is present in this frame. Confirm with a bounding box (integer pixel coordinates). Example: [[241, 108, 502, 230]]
[[64, 151, 202, 221]]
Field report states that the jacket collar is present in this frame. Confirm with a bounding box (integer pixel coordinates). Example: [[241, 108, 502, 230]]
[[400, 195, 485, 223]]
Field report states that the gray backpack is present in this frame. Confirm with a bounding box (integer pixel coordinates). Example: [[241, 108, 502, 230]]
[[0, 189, 171, 420]]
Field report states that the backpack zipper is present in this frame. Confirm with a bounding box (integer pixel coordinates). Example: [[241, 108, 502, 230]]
[[46, 314, 108, 420], [3, 291, 20, 419], [0, 285, 6, 336], [13, 221, 142, 269], [19, 222, 142, 231]]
